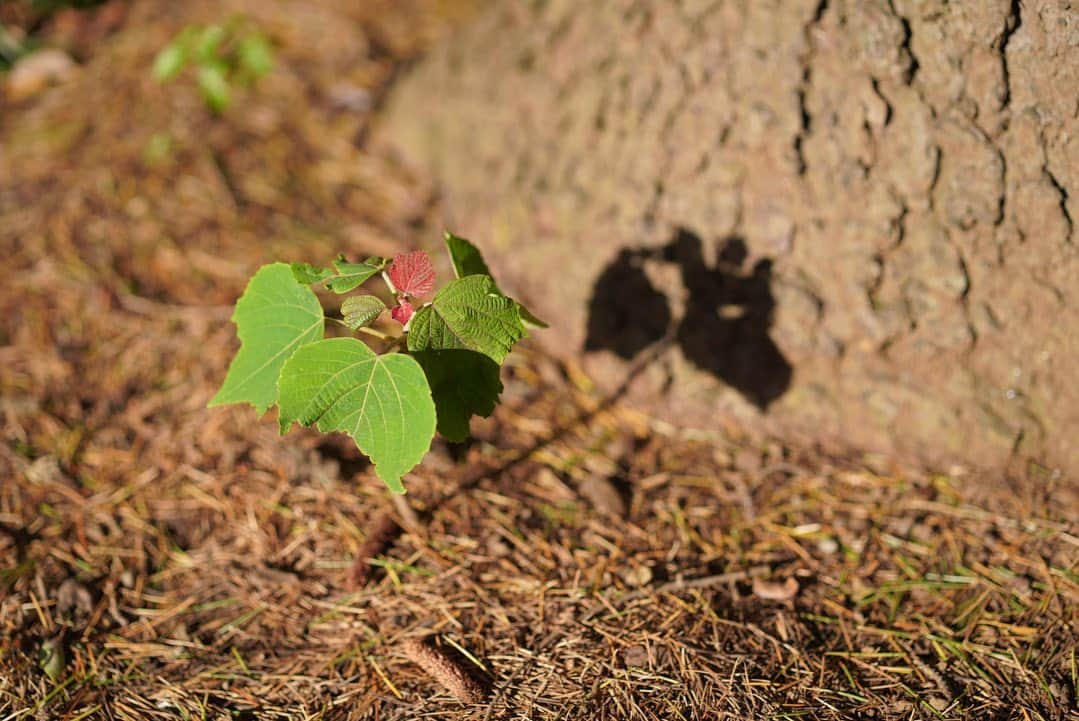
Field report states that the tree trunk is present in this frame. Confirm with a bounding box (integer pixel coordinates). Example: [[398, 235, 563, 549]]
[[380, 0, 1078, 478]]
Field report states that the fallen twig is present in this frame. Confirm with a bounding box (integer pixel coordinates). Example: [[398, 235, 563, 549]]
[[578, 565, 771, 622]]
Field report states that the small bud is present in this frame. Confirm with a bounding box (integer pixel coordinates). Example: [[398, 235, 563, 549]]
[[391, 300, 414, 326]]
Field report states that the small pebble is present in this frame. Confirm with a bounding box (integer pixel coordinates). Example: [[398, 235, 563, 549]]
[[7, 49, 76, 101], [816, 536, 839, 555]]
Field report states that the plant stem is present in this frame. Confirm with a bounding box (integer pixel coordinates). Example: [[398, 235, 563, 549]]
[[382, 334, 407, 354], [327, 317, 398, 342], [381, 270, 397, 295], [356, 326, 394, 341]]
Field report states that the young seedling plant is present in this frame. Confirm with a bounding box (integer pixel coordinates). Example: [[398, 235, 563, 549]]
[[152, 16, 273, 112], [209, 233, 544, 494]]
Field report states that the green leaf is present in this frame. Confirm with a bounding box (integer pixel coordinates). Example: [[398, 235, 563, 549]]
[[209, 263, 324, 414], [38, 636, 65, 682], [291, 262, 333, 285], [237, 33, 273, 78], [412, 350, 502, 442], [194, 24, 226, 63], [277, 338, 435, 493], [341, 295, 387, 330], [517, 302, 549, 329], [444, 231, 493, 281], [197, 62, 230, 112], [326, 256, 388, 293], [407, 275, 526, 364], [443, 232, 548, 328], [152, 41, 188, 81]]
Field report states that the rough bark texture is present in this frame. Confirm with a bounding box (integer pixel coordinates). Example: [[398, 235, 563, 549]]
[[381, 0, 1078, 477]]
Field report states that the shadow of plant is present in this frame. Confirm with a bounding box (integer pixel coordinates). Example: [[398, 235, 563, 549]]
[[585, 228, 791, 409]]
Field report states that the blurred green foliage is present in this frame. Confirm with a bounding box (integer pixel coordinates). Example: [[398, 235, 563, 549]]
[[0, 25, 26, 70], [152, 16, 273, 113]]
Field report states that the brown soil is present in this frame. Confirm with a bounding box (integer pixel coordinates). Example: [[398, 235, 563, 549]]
[[1, 2, 1076, 719]]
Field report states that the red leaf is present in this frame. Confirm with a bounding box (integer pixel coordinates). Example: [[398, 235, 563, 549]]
[[391, 300, 414, 326], [388, 251, 435, 297]]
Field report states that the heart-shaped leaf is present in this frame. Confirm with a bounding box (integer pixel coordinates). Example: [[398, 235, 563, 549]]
[[341, 295, 387, 330], [327, 256, 388, 293], [444, 231, 493, 281], [277, 338, 436, 493], [407, 275, 526, 364], [443, 232, 548, 328], [388, 250, 435, 297], [291, 262, 334, 285], [209, 263, 324, 414], [412, 350, 502, 442]]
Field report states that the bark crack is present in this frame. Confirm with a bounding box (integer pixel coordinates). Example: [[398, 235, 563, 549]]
[[1045, 168, 1075, 244], [999, 0, 1023, 112], [793, 0, 830, 176], [885, 0, 918, 84]]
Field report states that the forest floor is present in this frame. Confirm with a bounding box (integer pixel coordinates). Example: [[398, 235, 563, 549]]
[[0, 2, 1076, 720]]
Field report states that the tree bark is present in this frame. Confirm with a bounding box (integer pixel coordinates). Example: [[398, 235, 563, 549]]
[[380, 0, 1078, 478]]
